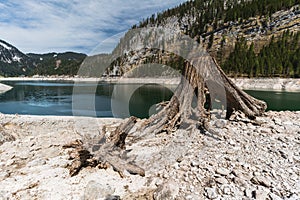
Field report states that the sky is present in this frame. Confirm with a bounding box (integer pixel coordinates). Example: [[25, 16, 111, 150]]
[[0, 0, 187, 54]]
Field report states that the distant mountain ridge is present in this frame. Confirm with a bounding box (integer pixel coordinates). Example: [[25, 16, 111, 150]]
[[0, 40, 28, 64], [0, 40, 33, 76], [0, 40, 87, 77], [1, 0, 299, 78]]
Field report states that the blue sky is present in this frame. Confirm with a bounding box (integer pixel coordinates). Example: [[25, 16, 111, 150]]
[[0, 0, 187, 54]]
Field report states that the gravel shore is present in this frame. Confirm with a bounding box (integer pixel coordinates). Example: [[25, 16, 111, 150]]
[[0, 112, 299, 199], [1, 77, 300, 92], [0, 83, 12, 94], [232, 78, 300, 92]]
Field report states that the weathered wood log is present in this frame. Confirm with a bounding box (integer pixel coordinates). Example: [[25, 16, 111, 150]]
[[64, 118, 145, 177]]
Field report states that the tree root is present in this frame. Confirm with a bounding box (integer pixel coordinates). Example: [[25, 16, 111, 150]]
[[65, 54, 266, 178], [63, 118, 145, 178]]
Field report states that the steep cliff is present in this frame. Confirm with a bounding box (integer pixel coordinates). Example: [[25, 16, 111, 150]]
[[103, 0, 300, 78]]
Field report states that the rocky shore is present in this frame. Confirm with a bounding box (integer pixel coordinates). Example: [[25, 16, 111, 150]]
[[0, 111, 299, 199], [1, 77, 300, 92], [0, 76, 181, 85], [233, 78, 300, 92], [0, 83, 12, 94]]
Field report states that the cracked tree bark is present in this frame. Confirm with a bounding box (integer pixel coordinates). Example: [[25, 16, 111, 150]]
[[66, 56, 267, 177]]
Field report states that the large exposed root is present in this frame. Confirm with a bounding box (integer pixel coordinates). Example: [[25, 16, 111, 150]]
[[65, 56, 266, 177]]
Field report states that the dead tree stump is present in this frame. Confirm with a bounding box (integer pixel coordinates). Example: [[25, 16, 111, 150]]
[[66, 55, 267, 177]]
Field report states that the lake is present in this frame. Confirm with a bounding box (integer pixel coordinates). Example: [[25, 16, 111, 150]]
[[0, 81, 299, 118]]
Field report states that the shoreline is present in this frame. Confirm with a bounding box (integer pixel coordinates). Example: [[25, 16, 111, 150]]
[[0, 76, 181, 85], [0, 111, 299, 199], [0, 83, 12, 94], [232, 78, 300, 92], [1, 77, 300, 92]]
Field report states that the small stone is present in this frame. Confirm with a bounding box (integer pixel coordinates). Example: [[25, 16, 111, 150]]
[[153, 181, 179, 200], [162, 173, 169, 179], [244, 189, 253, 198], [184, 177, 189, 182], [228, 140, 236, 146], [226, 149, 235, 154], [282, 121, 293, 126], [48, 156, 69, 168], [176, 156, 183, 163], [191, 160, 200, 167], [83, 181, 115, 200], [276, 128, 285, 133], [27, 158, 47, 167], [189, 186, 195, 193], [232, 170, 244, 178], [273, 118, 282, 125], [222, 186, 231, 195], [214, 119, 227, 129], [279, 150, 289, 159], [180, 165, 189, 171], [5, 159, 14, 166], [205, 187, 218, 199], [105, 195, 120, 200], [216, 168, 230, 176], [215, 177, 228, 184], [251, 176, 272, 187], [259, 127, 271, 134], [253, 188, 269, 200], [233, 177, 247, 187], [155, 178, 163, 186], [195, 174, 202, 182], [288, 194, 300, 200], [0, 171, 9, 181], [253, 172, 261, 176], [269, 193, 282, 200]]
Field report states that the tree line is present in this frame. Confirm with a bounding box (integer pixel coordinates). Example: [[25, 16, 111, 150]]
[[135, 0, 300, 78], [137, 0, 299, 36], [223, 31, 300, 77]]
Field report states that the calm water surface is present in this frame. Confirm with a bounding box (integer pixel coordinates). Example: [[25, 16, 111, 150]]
[[0, 81, 174, 118], [0, 81, 299, 118]]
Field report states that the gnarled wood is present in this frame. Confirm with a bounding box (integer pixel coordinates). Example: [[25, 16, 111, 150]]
[[64, 117, 145, 177], [66, 55, 266, 177]]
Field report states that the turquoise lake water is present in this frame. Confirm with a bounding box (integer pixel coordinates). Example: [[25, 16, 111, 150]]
[[0, 81, 299, 118]]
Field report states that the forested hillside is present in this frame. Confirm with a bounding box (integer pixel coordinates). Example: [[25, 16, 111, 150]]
[[1, 0, 299, 77], [0, 39, 87, 77], [135, 0, 300, 78], [28, 52, 86, 76], [224, 31, 300, 77]]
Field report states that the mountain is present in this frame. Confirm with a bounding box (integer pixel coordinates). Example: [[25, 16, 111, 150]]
[[139, 0, 300, 77], [27, 52, 87, 76], [0, 40, 28, 64], [2, 0, 299, 78], [100, 0, 300, 78], [0, 40, 87, 77], [0, 40, 32, 76]]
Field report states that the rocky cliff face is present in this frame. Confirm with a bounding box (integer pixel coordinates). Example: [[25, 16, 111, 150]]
[[103, 3, 299, 77], [205, 5, 300, 58]]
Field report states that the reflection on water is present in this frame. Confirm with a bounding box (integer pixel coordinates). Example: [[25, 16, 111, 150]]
[[0, 81, 175, 118], [245, 90, 300, 111], [0, 81, 299, 118], [0, 81, 74, 116]]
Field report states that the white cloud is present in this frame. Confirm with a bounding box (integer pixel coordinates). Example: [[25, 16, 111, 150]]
[[0, 0, 187, 54]]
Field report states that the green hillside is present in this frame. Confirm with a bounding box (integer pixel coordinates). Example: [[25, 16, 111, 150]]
[[135, 0, 300, 78]]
